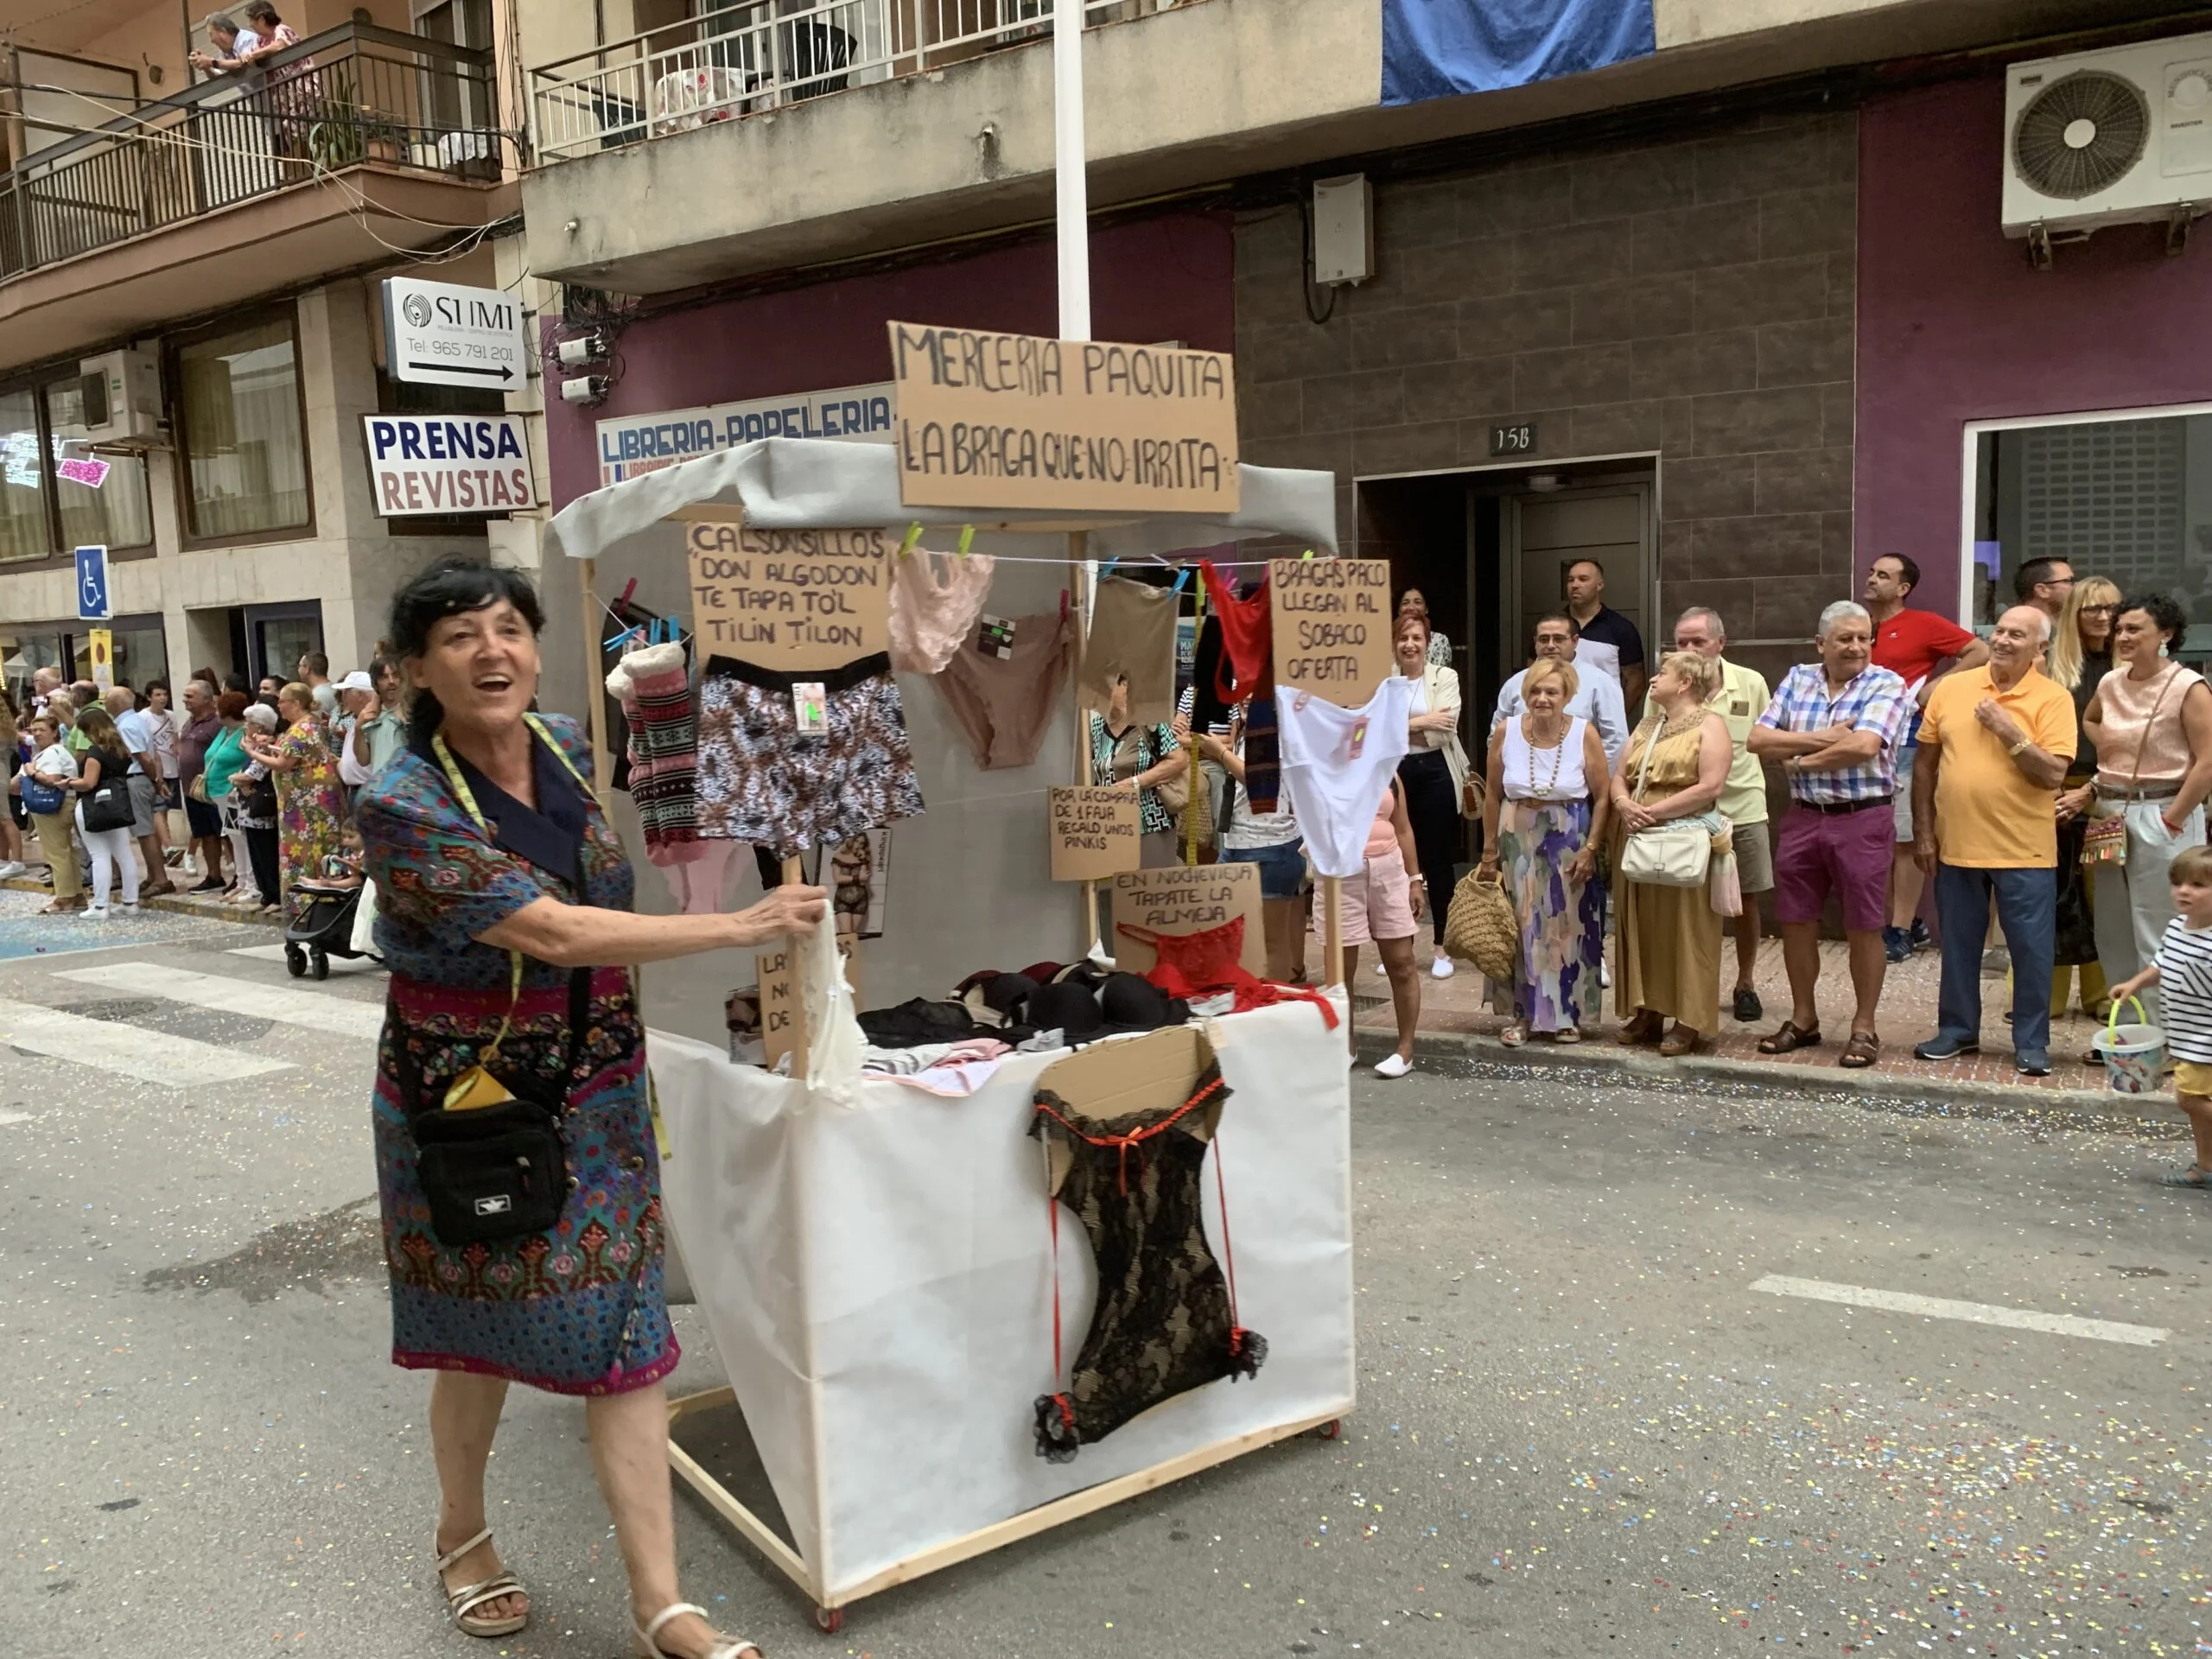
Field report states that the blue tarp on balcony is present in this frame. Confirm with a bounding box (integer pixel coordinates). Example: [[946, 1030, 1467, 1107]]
[[1381, 0, 1656, 105]]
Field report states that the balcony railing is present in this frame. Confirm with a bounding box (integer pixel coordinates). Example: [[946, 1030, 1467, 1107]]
[[530, 0, 1201, 163], [0, 23, 505, 281]]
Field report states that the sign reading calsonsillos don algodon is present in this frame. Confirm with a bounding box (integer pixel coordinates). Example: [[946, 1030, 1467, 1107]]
[[887, 321, 1239, 514], [363, 415, 537, 517]]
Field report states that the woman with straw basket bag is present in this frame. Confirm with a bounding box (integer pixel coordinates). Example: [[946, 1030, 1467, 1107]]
[[1460, 657, 1611, 1045]]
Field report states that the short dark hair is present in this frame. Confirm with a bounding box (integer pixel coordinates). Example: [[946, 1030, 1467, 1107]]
[[1565, 557, 1604, 581], [1532, 611, 1580, 638], [387, 556, 544, 738], [222, 672, 249, 695], [299, 651, 328, 677], [2115, 591, 2190, 649], [2015, 557, 2069, 599], [243, 1, 282, 24], [1876, 552, 1922, 593]]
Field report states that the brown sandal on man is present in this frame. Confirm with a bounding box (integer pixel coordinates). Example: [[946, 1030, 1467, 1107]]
[[1839, 1031, 1880, 1069], [1758, 1020, 1822, 1055]]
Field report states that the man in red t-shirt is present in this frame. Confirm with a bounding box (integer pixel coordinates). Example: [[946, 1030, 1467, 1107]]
[[1865, 553, 1991, 960]]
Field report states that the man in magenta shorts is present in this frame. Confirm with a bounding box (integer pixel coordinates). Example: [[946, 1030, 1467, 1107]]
[[1746, 601, 1914, 1069]]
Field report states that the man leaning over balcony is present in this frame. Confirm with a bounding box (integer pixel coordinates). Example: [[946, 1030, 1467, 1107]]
[[189, 12, 264, 79]]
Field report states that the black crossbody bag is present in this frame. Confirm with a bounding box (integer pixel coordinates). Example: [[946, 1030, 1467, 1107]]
[[397, 965, 589, 1247]]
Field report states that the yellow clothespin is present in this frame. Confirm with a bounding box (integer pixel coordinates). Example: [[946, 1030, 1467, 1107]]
[[1300, 547, 1316, 559], [899, 521, 925, 561], [957, 524, 976, 558]]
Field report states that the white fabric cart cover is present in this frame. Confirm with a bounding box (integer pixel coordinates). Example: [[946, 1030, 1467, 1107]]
[[545, 435, 1340, 562], [650, 997, 1356, 1603]]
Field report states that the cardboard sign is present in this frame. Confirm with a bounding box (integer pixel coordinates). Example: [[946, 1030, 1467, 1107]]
[[888, 321, 1240, 514], [1110, 861, 1267, 980], [686, 523, 893, 670], [1049, 785, 1142, 882], [1269, 557, 1394, 708], [757, 946, 805, 1073]]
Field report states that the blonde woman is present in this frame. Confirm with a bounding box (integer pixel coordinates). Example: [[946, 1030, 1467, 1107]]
[[2050, 575, 2120, 1024], [1611, 651, 1733, 1055], [1478, 656, 1611, 1043]]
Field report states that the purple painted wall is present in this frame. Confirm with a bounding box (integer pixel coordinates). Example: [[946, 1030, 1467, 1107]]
[[542, 213, 1236, 508], [1856, 76, 2212, 617]]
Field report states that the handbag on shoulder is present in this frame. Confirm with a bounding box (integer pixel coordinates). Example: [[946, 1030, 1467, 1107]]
[[1618, 721, 1714, 888], [79, 764, 137, 835]]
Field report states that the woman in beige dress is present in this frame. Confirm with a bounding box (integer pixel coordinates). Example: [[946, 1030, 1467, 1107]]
[[1611, 650, 1733, 1056]]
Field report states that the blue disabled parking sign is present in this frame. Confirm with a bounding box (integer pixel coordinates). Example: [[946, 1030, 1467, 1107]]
[[75, 543, 109, 620]]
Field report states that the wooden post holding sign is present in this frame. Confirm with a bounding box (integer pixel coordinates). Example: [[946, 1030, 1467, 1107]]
[[1048, 785, 1141, 882], [1109, 862, 1267, 981], [887, 322, 1240, 515], [1268, 557, 1395, 990]]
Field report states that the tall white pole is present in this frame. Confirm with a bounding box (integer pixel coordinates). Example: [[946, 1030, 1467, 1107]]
[[1052, 0, 1091, 341]]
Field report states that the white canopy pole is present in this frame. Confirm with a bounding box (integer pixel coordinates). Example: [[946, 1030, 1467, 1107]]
[[1052, 0, 1090, 342]]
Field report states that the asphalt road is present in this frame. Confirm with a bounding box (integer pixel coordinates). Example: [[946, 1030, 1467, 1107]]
[[2, 890, 2208, 1658]]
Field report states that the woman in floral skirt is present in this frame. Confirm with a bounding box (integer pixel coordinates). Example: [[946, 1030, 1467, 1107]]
[[1478, 657, 1611, 1042]]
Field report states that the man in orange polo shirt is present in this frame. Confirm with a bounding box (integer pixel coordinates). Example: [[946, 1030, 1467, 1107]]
[[1910, 606, 2077, 1076]]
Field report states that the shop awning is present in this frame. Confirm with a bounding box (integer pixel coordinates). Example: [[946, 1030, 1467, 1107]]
[[544, 435, 1339, 563]]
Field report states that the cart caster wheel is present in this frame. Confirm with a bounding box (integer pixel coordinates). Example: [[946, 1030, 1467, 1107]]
[[284, 944, 306, 978], [311, 949, 329, 981], [1313, 1419, 1342, 1440], [812, 1605, 843, 1635]]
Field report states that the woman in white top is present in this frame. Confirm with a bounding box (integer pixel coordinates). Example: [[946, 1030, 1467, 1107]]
[[1393, 613, 1473, 980], [1478, 657, 1611, 1045]]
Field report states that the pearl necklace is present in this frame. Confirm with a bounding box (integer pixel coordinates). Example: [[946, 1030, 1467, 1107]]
[[1523, 715, 1567, 798]]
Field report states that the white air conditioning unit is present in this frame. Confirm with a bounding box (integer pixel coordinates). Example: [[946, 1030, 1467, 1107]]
[[77, 346, 163, 445], [2002, 32, 2212, 245]]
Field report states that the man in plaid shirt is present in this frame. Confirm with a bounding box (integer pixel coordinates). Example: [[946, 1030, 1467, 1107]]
[[1747, 601, 1912, 1069]]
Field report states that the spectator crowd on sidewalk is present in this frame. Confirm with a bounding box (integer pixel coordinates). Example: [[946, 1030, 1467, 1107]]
[[2, 651, 403, 920]]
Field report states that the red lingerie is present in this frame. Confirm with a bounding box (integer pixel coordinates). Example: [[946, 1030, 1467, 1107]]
[[1116, 918, 1338, 1029], [1199, 561, 1272, 706]]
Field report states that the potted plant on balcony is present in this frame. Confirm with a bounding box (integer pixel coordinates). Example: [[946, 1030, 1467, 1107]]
[[304, 69, 368, 172]]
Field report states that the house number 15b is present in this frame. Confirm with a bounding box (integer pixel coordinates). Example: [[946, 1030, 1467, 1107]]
[[1491, 422, 1536, 456]]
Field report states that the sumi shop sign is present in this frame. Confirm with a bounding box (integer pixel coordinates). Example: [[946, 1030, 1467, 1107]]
[[362, 416, 537, 517], [888, 321, 1239, 514], [685, 523, 893, 671]]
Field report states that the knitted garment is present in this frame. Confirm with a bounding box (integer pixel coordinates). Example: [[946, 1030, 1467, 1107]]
[[608, 642, 704, 864]]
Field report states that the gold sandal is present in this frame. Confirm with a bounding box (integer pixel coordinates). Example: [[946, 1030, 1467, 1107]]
[[634, 1601, 760, 1659], [435, 1528, 529, 1638]]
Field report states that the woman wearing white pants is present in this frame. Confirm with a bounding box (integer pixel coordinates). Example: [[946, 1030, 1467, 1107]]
[[2082, 593, 2212, 1027], [67, 707, 140, 917]]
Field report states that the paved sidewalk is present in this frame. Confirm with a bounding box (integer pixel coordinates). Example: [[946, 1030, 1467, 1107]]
[[0, 856, 282, 928], [1357, 930, 2138, 1106]]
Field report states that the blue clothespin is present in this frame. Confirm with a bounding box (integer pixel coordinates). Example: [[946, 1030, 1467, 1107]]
[[1099, 556, 1119, 580], [1171, 566, 1192, 594]]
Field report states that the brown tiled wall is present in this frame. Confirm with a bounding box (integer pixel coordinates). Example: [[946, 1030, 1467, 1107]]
[[1235, 110, 1859, 652]]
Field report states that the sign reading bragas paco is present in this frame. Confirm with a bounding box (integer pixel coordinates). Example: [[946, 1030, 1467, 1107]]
[[1269, 557, 1395, 708], [685, 523, 893, 671], [887, 321, 1240, 513]]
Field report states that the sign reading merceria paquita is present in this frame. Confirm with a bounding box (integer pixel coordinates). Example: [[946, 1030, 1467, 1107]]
[[363, 415, 537, 517], [383, 276, 531, 388]]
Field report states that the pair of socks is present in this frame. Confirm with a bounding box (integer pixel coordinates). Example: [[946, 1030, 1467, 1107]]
[[607, 641, 703, 865]]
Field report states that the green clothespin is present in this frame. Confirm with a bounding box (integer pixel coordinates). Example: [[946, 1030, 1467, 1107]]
[[899, 521, 925, 561], [1300, 548, 1316, 559], [957, 524, 976, 558]]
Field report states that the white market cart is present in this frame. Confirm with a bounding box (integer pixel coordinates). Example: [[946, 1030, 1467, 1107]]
[[543, 436, 1356, 1629]]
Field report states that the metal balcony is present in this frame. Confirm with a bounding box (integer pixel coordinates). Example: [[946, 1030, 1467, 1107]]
[[529, 0, 1199, 164], [0, 22, 505, 281]]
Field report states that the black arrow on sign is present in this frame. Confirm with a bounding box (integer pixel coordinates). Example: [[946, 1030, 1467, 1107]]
[[409, 361, 516, 382]]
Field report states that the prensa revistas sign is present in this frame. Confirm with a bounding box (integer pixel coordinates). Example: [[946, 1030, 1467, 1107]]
[[887, 321, 1239, 514], [363, 415, 537, 517]]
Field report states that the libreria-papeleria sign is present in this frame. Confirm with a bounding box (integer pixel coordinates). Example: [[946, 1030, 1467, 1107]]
[[362, 415, 537, 517]]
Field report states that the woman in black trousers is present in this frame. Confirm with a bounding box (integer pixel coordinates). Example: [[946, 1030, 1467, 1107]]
[[1393, 612, 1473, 981]]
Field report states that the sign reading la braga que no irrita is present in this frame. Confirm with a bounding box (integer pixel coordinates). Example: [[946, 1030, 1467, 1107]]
[[887, 321, 1239, 514]]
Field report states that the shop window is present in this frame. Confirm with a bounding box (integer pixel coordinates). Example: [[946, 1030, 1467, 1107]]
[[0, 388, 48, 563], [73, 616, 168, 693], [1972, 410, 2212, 654], [0, 626, 65, 712], [176, 315, 312, 541], [44, 377, 153, 551]]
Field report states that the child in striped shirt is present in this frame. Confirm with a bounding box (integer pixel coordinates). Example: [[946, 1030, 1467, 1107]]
[[2111, 843, 2212, 1190]]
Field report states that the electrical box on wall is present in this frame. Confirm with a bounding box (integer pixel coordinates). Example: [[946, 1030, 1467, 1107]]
[[1312, 174, 1374, 285], [77, 346, 163, 444]]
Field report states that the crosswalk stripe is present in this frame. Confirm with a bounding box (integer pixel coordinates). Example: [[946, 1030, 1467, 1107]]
[[0, 1000, 294, 1086], [54, 963, 387, 1041]]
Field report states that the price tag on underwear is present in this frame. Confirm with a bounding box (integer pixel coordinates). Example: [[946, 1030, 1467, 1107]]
[[976, 613, 1016, 660], [791, 682, 829, 736]]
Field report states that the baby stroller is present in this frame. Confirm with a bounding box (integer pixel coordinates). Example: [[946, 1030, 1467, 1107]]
[[284, 880, 374, 980]]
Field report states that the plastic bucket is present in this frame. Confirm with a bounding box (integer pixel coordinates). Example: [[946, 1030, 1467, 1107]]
[[2098, 995, 2166, 1095]]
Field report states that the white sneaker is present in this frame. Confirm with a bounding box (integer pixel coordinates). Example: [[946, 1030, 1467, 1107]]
[[1601, 958, 1612, 988], [1372, 1052, 1414, 1079], [1430, 955, 1455, 980], [0, 861, 23, 878], [117, 901, 139, 913], [84, 906, 109, 919]]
